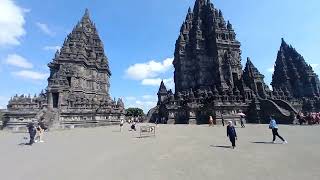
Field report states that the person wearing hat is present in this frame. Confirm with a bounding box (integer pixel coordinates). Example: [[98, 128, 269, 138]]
[[227, 121, 237, 149]]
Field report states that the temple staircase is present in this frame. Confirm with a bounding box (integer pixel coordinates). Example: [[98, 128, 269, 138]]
[[258, 99, 297, 124]]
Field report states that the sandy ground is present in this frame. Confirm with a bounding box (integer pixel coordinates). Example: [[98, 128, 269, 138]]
[[0, 124, 319, 180]]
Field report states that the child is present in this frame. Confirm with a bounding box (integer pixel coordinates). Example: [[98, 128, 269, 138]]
[[227, 121, 237, 149]]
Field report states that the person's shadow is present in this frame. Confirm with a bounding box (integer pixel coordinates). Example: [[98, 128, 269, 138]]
[[18, 137, 32, 146], [18, 142, 31, 146], [210, 145, 232, 149], [251, 141, 277, 144]]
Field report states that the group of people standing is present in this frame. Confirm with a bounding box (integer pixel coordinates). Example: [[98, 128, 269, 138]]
[[26, 120, 47, 145], [297, 112, 320, 125], [119, 118, 137, 132]]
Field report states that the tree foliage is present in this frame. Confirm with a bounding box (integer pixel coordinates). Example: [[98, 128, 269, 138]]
[[126, 108, 144, 117]]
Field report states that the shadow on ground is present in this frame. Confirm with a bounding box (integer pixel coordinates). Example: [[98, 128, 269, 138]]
[[251, 141, 281, 144], [210, 145, 232, 149]]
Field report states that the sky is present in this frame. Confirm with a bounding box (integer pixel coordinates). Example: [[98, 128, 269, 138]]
[[0, 0, 319, 112]]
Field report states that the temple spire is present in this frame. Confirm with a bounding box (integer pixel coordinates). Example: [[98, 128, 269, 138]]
[[158, 80, 167, 94], [272, 39, 320, 98], [84, 8, 90, 18]]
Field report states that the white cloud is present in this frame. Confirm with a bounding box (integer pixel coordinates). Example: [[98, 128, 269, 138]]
[[142, 95, 155, 100], [35, 22, 55, 36], [267, 67, 274, 73], [0, 0, 27, 46], [125, 57, 173, 80], [12, 70, 49, 80], [4, 54, 33, 69], [141, 78, 174, 89], [43, 45, 61, 51], [123, 95, 158, 113], [141, 78, 162, 86]]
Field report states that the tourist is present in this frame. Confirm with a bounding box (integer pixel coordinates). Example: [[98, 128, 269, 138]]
[[269, 116, 287, 144], [297, 113, 304, 125], [39, 119, 48, 132], [240, 116, 245, 128], [120, 119, 124, 132], [209, 116, 214, 127], [221, 115, 225, 126], [131, 121, 136, 131], [26, 122, 37, 145], [227, 121, 237, 149], [35, 123, 44, 143]]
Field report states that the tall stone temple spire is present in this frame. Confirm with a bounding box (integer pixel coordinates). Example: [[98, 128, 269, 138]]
[[48, 9, 112, 110], [173, 0, 242, 93], [149, 0, 315, 125], [272, 38, 320, 98], [2, 9, 125, 130]]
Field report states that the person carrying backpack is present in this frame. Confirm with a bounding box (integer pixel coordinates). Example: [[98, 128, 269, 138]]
[[269, 116, 287, 144]]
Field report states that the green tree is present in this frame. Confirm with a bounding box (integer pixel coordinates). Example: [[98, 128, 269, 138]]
[[126, 108, 144, 117]]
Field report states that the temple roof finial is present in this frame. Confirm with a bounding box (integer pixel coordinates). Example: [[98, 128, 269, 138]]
[[188, 7, 192, 13], [84, 8, 90, 18]]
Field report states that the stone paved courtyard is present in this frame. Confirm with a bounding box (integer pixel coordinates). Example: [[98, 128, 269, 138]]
[[0, 124, 319, 180]]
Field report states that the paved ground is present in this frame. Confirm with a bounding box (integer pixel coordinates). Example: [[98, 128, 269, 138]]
[[0, 124, 319, 180]]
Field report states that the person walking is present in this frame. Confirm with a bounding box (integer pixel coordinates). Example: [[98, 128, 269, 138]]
[[227, 121, 237, 149], [35, 123, 44, 143], [240, 116, 245, 128], [131, 121, 136, 131], [269, 116, 287, 144], [120, 119, 124, 132], [26, 122, 37, 145], [221, 114, 225, 126], [209, 116, 214, 127]]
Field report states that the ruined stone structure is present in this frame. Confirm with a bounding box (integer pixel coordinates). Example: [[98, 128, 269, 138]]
[[3, 9, 125, 131], [149, 0, 318, 124]]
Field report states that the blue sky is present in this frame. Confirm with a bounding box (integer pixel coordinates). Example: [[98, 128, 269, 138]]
[[0, 0, 319, 112]]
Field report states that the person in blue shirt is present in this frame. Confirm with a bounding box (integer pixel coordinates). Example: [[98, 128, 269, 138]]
[[269, 116, 287, 144], [227, 121, 237, 149]]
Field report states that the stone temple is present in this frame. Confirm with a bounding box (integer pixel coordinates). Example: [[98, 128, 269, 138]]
[[2, 9, 125, 130], [149, 0, 320, 124]]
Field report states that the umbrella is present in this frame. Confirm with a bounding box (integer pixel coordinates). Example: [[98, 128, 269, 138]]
[[237, 112, 246, 116]]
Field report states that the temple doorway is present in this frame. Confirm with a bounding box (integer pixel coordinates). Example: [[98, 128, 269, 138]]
[[52, 92, 59, 108], [256, 82, 264, 98]]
